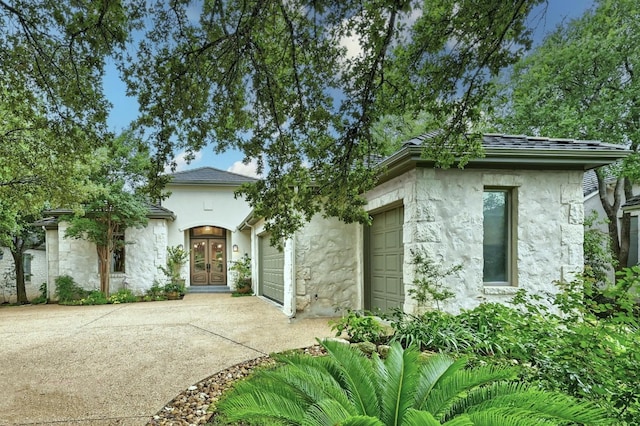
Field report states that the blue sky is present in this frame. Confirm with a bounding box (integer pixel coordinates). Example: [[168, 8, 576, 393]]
[[103, 0, 594, 175]]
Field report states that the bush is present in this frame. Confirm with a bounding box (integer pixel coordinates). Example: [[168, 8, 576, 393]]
[[384, 279, 640, 424], [54, 275, 88, 304], [108, 288, 138, 304], [31, 282, 48, 304], [329, 309, 385, 343], [79, 290, 109, 305]]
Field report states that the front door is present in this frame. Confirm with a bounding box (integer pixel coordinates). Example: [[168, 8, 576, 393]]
[[191, 238, 226, 285]]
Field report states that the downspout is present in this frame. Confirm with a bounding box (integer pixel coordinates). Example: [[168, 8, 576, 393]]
[[42, 226, 50, 300]]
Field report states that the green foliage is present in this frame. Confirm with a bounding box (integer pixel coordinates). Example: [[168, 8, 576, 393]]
[[385, 280, 640, 424], [492, 0, 640, 268], [386, 309, 476, 353], [125, 0, 543, 244], [54, 275, 89, 304], [215, 340, 608, 425], [78, 290, 109, 305], [108, 288, 138, 304], [64, 132, 152, 296], [583, 212, 616, 285], [159, 245, 189, 283], [30, 282, 48, 305], [230, 254, 252, 292], [329, 309, 385, 344], [163, 282, 186, 297], [407, 249, 461, 310], [144, 282, 168, 301]]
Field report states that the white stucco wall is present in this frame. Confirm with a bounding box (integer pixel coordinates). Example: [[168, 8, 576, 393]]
[[48, 220, 170, 298], [365, 167, 585, 314], [294, 216, 361, 317], [0, 247, 46, 302], [162, 184, 253, 287], [124, 219, 169, 293]]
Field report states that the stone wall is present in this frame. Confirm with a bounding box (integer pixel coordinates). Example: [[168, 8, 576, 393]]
[[409, 168, 584, 313], [0, 247, 46, 303], [49, 220, 169, 298], [294, 216, 361, 317], [364, 167, 585, 314]]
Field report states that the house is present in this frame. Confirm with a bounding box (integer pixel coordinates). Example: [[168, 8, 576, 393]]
[[37, 134, 628, 316]]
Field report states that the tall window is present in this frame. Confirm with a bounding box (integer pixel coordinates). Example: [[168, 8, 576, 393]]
[[23, 253, 32, 282], [483, 189, 513, 284], [111, 234, 126, 273]]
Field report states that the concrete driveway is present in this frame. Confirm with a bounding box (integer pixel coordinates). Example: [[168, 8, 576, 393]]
[[0, 294, 334, 425]]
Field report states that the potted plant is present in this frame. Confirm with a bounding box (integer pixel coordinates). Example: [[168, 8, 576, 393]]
[[159, 245, 189, 298], [230, 253, 252, 294]]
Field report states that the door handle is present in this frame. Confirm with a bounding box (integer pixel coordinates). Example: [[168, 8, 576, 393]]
[[206, 263, 211, 272]]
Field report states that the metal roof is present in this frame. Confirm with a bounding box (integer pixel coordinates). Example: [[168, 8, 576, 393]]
[[168, 167, 257, 186]]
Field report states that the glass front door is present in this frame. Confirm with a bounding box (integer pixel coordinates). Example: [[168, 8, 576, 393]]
[[190, 238, 226, 285]]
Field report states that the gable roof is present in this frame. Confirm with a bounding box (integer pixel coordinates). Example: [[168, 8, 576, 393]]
[[379, 133, 630, 181], [168, 166, 257, 186]]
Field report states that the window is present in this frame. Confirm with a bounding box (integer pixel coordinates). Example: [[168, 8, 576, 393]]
[[483, 189, 515, 284], [23, 253, 32, 282], [629, 216, 638, 267], [111, 234, 125, 273]]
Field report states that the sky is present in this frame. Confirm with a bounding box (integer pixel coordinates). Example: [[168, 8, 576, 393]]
[[102, 0, 594, 176]]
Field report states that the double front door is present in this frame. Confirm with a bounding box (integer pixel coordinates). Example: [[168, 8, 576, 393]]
[[191, 238, 226, 285]]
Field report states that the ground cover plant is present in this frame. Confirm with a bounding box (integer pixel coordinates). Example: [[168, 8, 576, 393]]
[[53, 275, 183, 305], [384, 277, 640, 425], [213, 340, 609, 425]]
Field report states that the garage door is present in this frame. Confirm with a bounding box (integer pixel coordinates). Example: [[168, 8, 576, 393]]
[[366, 206, 404, 313], [259, 234, 285, 304]]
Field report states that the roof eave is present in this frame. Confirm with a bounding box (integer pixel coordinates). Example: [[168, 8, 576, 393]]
[[378, 146, 630, 182]]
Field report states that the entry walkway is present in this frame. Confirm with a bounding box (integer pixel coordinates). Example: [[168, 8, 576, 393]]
[[0, 294, 333, 425]]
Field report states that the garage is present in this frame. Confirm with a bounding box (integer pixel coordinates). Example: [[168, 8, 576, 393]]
[[366, 205, 404, 313], [258, 234, 285, 304]]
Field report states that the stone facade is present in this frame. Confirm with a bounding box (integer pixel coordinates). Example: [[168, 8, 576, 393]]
[[294, 216, 361, 316], [46, 220, 169, 298], [364, 167, 585, 314], [0, 247, 46, 302]]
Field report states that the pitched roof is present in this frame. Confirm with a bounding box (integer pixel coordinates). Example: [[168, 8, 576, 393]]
[[42, 202, 176, 228], [583, 170, 600, 197], [380, 133, 630, 179], [168, 166, 257, 186]]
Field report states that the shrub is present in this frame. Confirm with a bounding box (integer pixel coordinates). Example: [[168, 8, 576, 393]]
[[54, 275, 88, 304], [79, 290, 108, 305], [108, 288, 138, 304], [31, 282, 48, 305], [215, 340, 609, 425], [329, 309, 385, 343]]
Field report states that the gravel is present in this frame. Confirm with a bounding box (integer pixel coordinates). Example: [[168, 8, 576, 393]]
[[146, 346, 326, 426]]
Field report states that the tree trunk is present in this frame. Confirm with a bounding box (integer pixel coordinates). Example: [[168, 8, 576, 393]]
[[97, 245, 111, 296], [596, 171, 633, 272], [10, 249, 28, 304]]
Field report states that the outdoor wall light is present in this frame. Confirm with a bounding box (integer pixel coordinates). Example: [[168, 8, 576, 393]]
[[232, 244, 239, 252]]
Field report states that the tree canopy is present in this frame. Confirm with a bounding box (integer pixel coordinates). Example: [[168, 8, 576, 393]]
[[491, 0, 640, 269], [124, 0, 543, 241]]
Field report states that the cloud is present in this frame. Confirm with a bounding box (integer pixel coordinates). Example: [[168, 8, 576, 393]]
[[227, 159, 261, 178], [165, 150, 203, 173]]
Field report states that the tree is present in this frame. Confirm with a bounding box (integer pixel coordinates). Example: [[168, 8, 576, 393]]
[[0, 1, 141, 276], [490, 0, 640, 270], [124, 0, 544, 243], [64, 132, 151, 296], [216, 340, 608, 425]]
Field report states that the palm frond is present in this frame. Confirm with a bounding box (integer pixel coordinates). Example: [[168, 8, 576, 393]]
[[414, 353, 464, 410], [465, 408, 557, 426], [336, 415, 386, 426], [422, 363, 518, 417], [403, 408, 442, 426], [320, 339, 381, 417], [465, 388, 611, 425], [374, 342, 420, 426], [216, 390, 305, 424], [301, 398, 357, 426]]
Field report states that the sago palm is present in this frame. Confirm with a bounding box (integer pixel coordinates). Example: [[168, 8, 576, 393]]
[[216, 340, 609, 425]]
